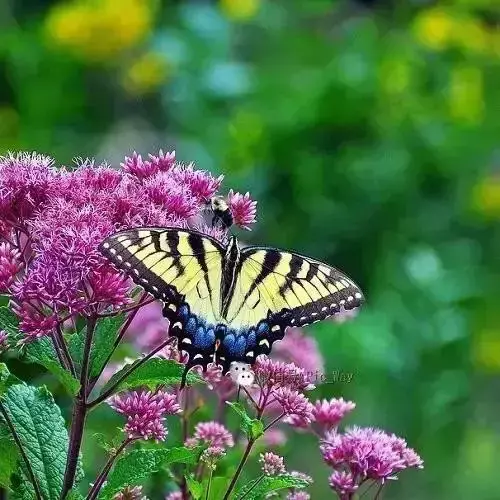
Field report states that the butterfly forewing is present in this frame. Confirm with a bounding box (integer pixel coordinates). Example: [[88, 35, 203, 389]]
[[99, 228, 225, 368], [223, 247, 364, 358]]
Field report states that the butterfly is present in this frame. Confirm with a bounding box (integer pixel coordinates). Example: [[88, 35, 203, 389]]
[[99, 228, 364, 382]]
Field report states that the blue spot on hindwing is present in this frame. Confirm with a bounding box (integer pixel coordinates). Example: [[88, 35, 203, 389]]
[[179, 304, 189, 319], [257, 322, 270, 337], [221, 328, 253, 357], [223, 333, 236, 350], [234, 335, 246, 356], [247, 329, 256, 348], [194, 326, 214, 349], [186, 317, 197, 335]]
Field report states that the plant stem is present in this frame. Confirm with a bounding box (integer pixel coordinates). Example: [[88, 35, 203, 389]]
[[87, 292, 148, 394], [87, 336, 175, 408], [205, 468, 213, 500], [50, 331, 69, 371], [263, 412, 285, 432], [0, 400, 43, 500], [61, 314, 97, 499], [373, 483, 385, 500], [222, 438, 256, 500], [238, 475, 264, 500], [86, 438, 131, 500], [241, 386, 259, 412], [179, 387, 190, 499], [96, 296, 154, 318], [221, 384, 272, 499], [56, 323, 76, 378]]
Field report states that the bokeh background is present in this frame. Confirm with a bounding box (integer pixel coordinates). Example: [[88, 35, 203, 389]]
[[2, 0, 500, 498]]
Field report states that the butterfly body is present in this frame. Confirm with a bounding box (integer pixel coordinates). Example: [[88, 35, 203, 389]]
[[99, 228, 364, 375]]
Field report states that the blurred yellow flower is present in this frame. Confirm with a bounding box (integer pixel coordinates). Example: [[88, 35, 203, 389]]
[[473, 329, 500, 371], [45, 0, 154, 62], [219, 0, 261, 21], [454, 18, 489, 55], [472, 177, 500, 218], [413, 8, 456, 51], [413, 8, 494, 56], [122, 53, 169, 95], [449, 65, 484, 125]]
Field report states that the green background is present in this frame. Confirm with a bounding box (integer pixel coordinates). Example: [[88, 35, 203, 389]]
[[2, 0, 500, 498]]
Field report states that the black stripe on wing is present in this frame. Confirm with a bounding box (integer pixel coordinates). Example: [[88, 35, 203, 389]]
[[242, 246, 365, 329], [98, 227, 224, 303]]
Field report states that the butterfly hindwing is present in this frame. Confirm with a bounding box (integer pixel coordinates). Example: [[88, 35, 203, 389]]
[[99, 228, 225, 369]]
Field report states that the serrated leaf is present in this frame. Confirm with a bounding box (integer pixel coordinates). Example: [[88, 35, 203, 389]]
[[249, 420, 264, 440], [226, 401, 263, 440], [1, 384, 70, 499], [235, 474, 310, 500], [10, 470, 35, 500], [0, 363, 21, 396], [25, 338, 80, 396], [69, 315, 123, 377], [0, 306, 19, 336], [186, 474, 202, 500], [66, 490, 85, 500], [99, 446, 204, 499], [99, 358, 203, 396], [0, 425, 20, 489]]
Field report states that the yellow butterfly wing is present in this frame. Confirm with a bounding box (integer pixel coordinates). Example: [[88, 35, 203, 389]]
[[99, 228, 224, 368], [221, 247, 364, 362]]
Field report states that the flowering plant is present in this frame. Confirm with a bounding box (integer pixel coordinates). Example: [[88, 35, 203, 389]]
[[0, 151, 422, 499]]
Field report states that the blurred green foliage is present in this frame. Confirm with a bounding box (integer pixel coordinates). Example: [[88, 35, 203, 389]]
[[2, 0, 500, 498]]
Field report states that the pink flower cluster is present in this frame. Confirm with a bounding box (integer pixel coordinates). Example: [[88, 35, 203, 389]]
[[0, 150, 257, 341], [188, 421, 234, 449], [313, 398, 356, 430], [0, 242, 22, 292], [321, 426, 423, 497], [227, 190, 257, 230], [260, 451, 286, 476], [165, 493, 182, 500], [108, 390, 181, 441], [113, 485, 147, 500], [240, 354, 423, 497]]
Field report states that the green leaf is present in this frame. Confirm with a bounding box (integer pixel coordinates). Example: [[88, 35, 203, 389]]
[[1, 384, 70, 500], [25, 338, 80, 396], [69, 315, 123, 377], [66, 490, 85, 500], [226, 401, 264, 440], [0, 363, 21, 396], [208, 477, 229, 500], [235, 474, 310, 500], [0, 306, 19, 337], [249, 420, 264, 440], [186, 474, 203, 500], [99, 446, 204, 499], [99, 358, 203, 396], [0, 425, 20, 489], [10, 470, 35, 500]]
